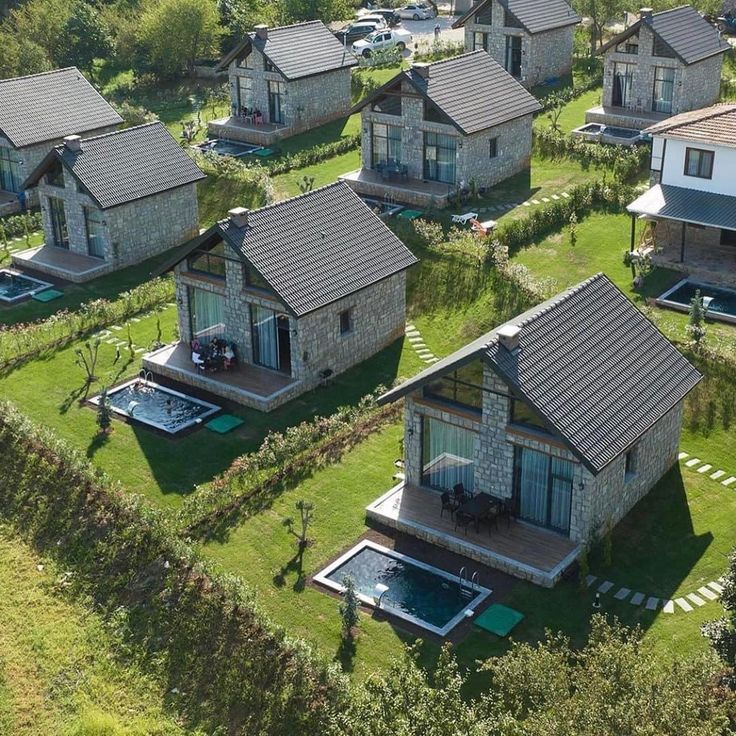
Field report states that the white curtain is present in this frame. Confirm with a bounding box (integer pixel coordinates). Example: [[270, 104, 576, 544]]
[[519, 448, 549, 526], [252, 305, 278, 369], [191, 288, 225, 339], [550, 457, 573, 533], [422, 417, 478, 492]]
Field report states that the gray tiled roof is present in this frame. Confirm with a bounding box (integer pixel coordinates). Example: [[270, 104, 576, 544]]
[[354, 51, 541, 135], [599, 6, 729, 65], [218, 182, 418, 316], [217, 21, 357, 78], [24, 122, 206, 210], [380, 274, 701, 474], [454, 0, 580, 33], [627, 184, 736, 231], [644, 103, 736, 147], [0, 67, 122, 149]]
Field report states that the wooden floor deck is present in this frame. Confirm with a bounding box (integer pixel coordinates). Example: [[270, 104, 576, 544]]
[[367, 483, 580, 587], [339, 168, 452, 208]]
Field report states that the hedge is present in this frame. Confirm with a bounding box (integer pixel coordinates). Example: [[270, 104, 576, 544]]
[[0, 402, 348, 736]]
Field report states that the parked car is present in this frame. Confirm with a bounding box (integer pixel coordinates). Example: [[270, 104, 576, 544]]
[[333, 20, 382, 46], [352, 27, 413, 57], [717, 11, 736, 33], [356, 13, 388, 29], [356, 8, 401, 27], [396, 3, 435, 20]]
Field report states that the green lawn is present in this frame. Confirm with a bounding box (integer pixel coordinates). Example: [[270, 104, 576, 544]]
[[535, 88, 602, 134], [0, 526, 188, 735], [273, 149, 363, 197]]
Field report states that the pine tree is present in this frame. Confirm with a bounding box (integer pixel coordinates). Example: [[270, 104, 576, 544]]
[[686, 289, 707, 348], [96, 387, 112, 433], [340, 575, 359, 640]]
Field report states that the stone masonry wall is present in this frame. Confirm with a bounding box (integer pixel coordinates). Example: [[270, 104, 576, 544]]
[[679, 55, 724, 113]]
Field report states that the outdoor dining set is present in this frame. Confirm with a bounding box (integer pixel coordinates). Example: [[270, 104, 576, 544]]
[[376, 159, 409, 181], [440, 484, 512, 536]]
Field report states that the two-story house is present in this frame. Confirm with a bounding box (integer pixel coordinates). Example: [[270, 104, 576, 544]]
[[208, 21, 357, 147], [340, 52, 541, 208], [586, 6, 730, 132], [0, 67, 122, 215], [452, 0, 580, 88], [370, 274, 701, 586], [143, 182, 418, 411], [16, 122, 205, 282], [627, 103, 736, 286]]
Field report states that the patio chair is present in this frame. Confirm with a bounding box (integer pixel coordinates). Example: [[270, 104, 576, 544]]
[[440, 492, 457, 518], [454, 510, 474, 536], [453, 482, 473, 502]]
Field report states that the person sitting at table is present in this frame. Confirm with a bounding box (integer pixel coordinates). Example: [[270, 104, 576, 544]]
[[191, 349, 205, 370], [223, 343, 236, 370]]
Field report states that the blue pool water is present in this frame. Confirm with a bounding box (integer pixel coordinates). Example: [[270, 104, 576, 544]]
[[604, 126, 640, 139], [661, 280, 736, 321], [93, 380, 220, 434], [322, 544, 488, 632], [196, 139, 261, 158], [0, 270, 52, 303]]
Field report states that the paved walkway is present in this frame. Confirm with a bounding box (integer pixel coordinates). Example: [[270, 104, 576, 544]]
[[92, 303, 176, 357], [678, 451, 736, 488], [405, 323, 439, 365]]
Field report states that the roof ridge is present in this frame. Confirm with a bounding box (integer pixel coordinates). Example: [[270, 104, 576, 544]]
[[250, 19, 323, 35], [422, 49, 486, 69], [0, 66, 80, 85], [53, 121, 162, 148], [648, 103, 736, 134], [650, 4, 692, 16]]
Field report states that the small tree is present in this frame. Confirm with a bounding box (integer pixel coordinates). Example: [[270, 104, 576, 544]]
[[96, 387, 113, 433], [568, 211, 578, 248], [686, 289, 707, 348], [340, 575, 360, 640], [545, 91, 567, 132], [126, 324, 135, 358], [283, 499, 314, 552], [23, 211, 31, 246], [297, 175, 315, 193], [74, 338, 101, 387]]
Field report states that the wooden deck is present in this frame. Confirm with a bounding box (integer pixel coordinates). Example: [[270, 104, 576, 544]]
[[207, 116, 288, 147], [367, 483, 580, 587], [12, 245, 110, 283], [143, 342, 302, 412], [339, 168, 452, 208]]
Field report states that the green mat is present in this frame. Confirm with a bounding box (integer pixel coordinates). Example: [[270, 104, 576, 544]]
[[474, 604, 524, 637], [252, 147, 275, 157], [206, 414, 245, 434], [32, 289, 63, 302], [397, 209, 424, 220]]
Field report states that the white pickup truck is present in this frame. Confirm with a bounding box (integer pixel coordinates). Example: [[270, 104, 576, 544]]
[[352, 27, 412, 57]]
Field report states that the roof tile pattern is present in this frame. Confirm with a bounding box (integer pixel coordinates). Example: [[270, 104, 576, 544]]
[[645, 103, 736, 147], [0, 67, 122, 149], [454, 0, 580, 34], [220, 182, 418, 316]]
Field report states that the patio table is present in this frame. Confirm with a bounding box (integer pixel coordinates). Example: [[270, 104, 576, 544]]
[[457, 492, 497, 532]]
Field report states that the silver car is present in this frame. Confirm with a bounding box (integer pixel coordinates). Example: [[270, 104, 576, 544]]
[[396, 3, 436, 20]]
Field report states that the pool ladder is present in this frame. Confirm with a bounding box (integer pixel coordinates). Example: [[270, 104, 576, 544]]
[[139, 369, 153, 383], [459, 567, 480, 599]]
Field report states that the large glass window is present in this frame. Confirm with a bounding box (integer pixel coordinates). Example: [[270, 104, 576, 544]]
[[189, 287, 225, 341], [513, 447, 573, 534], [474, 3, 492, 24], [510, 398, 549, 432], [684, 147, 714, 179], [48, 197, 69, 249], [423, 361, 483, 412], [251, 305, 291, 373], [504, 9, 522, 27], [0, 147, 23, 193], [84, 207, 106, 258], [504, 35, 522, 77], [612, 62, 635, 107], [423, 131, 456, 184], [473, 31, 490, 51], [45, 159, 65, 188], [188, 240, 227, 279], [244, 264, 271, 291], [652, 66, 675, 114], [652, 36, 676, 58], [371, 94, 401, 116], [268, 80, 285, 124], [371, 123, 402, 167], [237, 77, 252, 111], [421, 417, 479, 492]]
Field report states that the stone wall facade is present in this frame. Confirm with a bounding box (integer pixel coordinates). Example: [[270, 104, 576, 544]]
[[461, 0, 576, 87], [402, 361, 685, 544]]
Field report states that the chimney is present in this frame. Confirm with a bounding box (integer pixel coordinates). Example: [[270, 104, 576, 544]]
[[63, 135, 82, 152], [639, 7, 653, 21], [229, 207, 249, 228], [497, 324, 521, 354], [254, 24, 268, 41], [412, 62, 430, 80]]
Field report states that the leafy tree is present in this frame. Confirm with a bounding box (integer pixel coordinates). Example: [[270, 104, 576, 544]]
[[687, 289, 707, 348], [217, 0, 277, 46], [58, 1, 112, 75], [572, 0, 626, 57], [703, 547, 736, 684], [283, 499, 314, 551], [0, 32, 51, 77], [278, 0, 354, 24], [339, 575, 360, 640], [96, 387, 113, 433], [569, 211, 578, 247], [2, 0, 72, 66], [137, 0, 221, 78]]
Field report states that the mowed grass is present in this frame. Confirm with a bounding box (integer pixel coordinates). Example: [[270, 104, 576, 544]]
[[535, 88, 602, 134], [0, 527, 188, 735]]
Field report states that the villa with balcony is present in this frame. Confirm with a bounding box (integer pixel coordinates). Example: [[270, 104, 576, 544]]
[[340, 51, 541, 208], [144, 182, 417, 411], [208, 21, 357, 147], [0, 67, 122, 215], [372, 274, 701, 586], [586, 5, 729, 132]]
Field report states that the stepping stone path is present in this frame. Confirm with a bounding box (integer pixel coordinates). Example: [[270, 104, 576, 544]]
[[597, 580, 614, 594], [678, 452, 689, 460], [697, 464, 712, 473], [698, 586, 718, 601], [685, 457, 701, 467], [711, 470, 725, 480], [646, 596, 659, 611], [614, 587, 631, 600], [630, 592, 645, 606], [675, 597, 693, 612], [686, 593, 706, 607], [723, 477, 736, 487], [708, 581, 724, 594], [585, 575, 597, 588], [663, 600, 675, 614], [405, 324, 439, 365], [679, 449, 736, 491]]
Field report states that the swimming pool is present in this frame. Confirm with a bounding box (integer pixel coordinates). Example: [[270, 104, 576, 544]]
[[657, 278, 736, 325], [359, 197, 405, 218], [195, 139, 262, 158], [0, 269, 52, 303], [314, 540, 491, 636], [91, 379, 221, 434]]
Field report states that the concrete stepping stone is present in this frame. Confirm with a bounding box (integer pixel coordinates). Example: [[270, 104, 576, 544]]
[[407, 335, 423, 343], [130, 317, 141, 323], [685, 457, 701, 467], [698, 586, 718, 601], [405, 324, 416, 331], [522, 201, 531, 206], [166, 302, 176, 308], [406, 331, 421, 339], [426, 357, 439, 363], [645, 596, 659, 611], [678, 452, 689, 460], [686, 592, 706, 607], [531, 199, 541, 205], [134, 348, 145, 354], [542, 197, 551, 202], [707, 581, 723, 594], [105, 339, 117, 345], [412, 342, 427, 349], [561, 192, 570, 198], [662, 599, 675, 613], [630, 592, 645, 606], [614, 587, 631, 600], [711, 470, 725, 480], [722, 476, 736, 487], [585, 574, 597, 587], [416, 348, 433, 356], [697, 464, 712, 473], [551, 194, 560, 200], [597, 580, 614, 594], [675, 597, 693, 612], [110, 325, 123, 331]]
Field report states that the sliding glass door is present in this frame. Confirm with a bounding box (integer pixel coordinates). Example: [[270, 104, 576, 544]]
[[48, 197, 69, 249], [251, 305, 291, 374], [189, 287, 225, 340], [0, 147, 22, 193], [513, 447, 573, 534], [421, 416, 479, 492]]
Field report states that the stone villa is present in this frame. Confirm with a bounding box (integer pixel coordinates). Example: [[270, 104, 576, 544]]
[[452, 0, 580, 88], [340, 51, 541, 208], [372, 274, 701, 586], [144, 182, 418, 411], [627, 103, 736, 286], [208, 21, 357, 147], [586, 5, 730, 131], [16, 122, 205, 282], [0, 67, 122, 215]]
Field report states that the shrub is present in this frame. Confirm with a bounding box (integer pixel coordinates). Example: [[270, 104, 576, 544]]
[[114, 101, 158, 127], [413, 40, 464, 62], [0, 211, 42, 238], [687, 289, 707, 348], [339, 576, 360, 641]]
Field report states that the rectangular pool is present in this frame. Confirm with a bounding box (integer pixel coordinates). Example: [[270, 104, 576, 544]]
[[0, 269, 52, 303], [657, 278, 736, 325], [194, 139, 262, 158], [314, 540, 491, 636], [91, 379, 221, 434]]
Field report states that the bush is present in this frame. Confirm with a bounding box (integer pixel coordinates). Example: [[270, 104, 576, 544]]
[[413, 40, 464, 62], [0, 211, 42, 239], [113, 101, 158, 127], [265, 134, 361, 176]]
